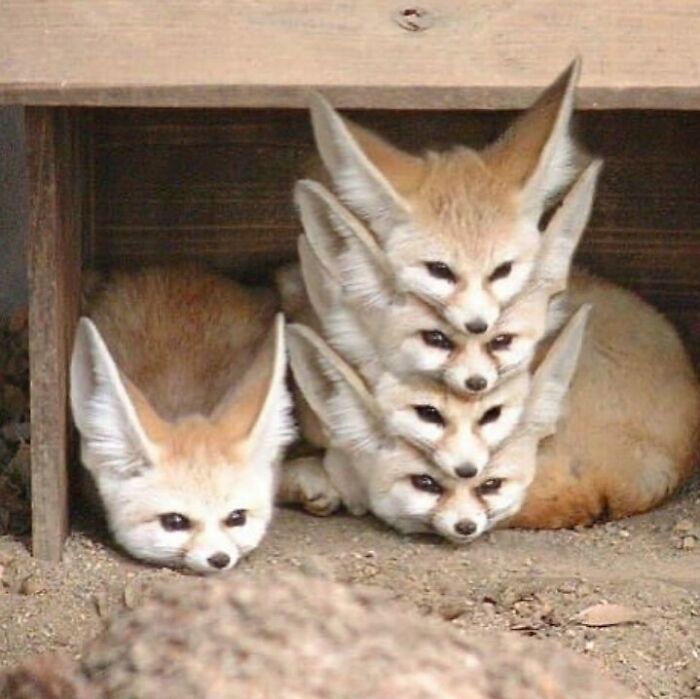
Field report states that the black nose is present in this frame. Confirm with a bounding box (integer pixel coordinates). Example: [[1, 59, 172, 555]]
[[207, 552, 231, 569], [454, 520, 477, 537], [455, 463, 477, 479], [465, 319, 488, 334], [465, 375, 487, 392]]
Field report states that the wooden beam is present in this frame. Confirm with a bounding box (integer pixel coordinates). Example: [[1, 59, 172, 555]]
[[25, 107, 83, 561], [1, 1, 700, 109]]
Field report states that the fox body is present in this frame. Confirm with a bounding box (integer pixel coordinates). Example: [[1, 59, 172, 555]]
[[512, 272, 700, 528], [284, 308, 589, 541], [70, 266, 295, 573], [309, 61, 584, 335]]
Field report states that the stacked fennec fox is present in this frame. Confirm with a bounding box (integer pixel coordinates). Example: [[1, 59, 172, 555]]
[[279, 59, 700, 534], [70, 266, 295, 573]]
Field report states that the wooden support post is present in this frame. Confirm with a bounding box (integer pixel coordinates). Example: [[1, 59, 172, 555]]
[[25, 107, 83, 561]]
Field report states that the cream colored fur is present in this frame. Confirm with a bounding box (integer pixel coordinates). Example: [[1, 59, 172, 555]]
[[512, 272, 700, 527], [70, 266, 296, 573]]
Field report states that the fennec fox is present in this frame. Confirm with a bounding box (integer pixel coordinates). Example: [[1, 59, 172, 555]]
[[309, 60, 584, 335], [70, 266, 295, 573], [289, 159, 600, 395], [512, 272, 700, 528], [281, 308, 589, 541]]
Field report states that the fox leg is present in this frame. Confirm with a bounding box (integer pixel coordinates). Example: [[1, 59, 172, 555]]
[[277, 456, 342, 517]]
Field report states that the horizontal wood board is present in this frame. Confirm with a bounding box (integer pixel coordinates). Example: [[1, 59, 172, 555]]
[[88, 107, 700, 357], [2, 1, 700, 109]]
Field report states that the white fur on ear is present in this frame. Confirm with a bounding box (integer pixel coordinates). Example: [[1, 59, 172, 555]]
[[298, 235, 341, 321], [536, 159, 603, 289], [242, 313, 297, 460], [526, 304, 592, 436], [70, 317, 160, 478], [295, 179, 390, 273], [308, 92, 413, 236], [286, 323, 384, 451]]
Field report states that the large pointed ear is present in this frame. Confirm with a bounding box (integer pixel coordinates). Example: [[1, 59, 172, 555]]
[[286, 323, 384, 450], [482, 59, 582, 220], [70, 317, 166, 477], [294, 179, 390, 274], [298, 234, 342, 321], [211, 314, 294, 456], [308, 92, 423, 236], [524, 304, 591, 437], [534, 159, 603, 290]]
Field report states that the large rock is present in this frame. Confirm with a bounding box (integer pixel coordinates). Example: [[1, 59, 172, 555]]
[[2, 571, 637, 699]]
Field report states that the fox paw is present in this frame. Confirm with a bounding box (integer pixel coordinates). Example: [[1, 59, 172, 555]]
[[279, 457, 342, 517]]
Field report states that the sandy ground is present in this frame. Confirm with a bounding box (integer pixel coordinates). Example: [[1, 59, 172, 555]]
[[0, 479, 699, 699]]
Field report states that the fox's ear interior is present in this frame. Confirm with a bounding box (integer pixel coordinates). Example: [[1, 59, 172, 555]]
[[286, 323, 384, 448], [295, 179, 390, 273], [308, 92, 422, 236], [70, 317, 165, 478], [525, 304, 591, 437], [482, 59, 582, 219], [535, 159, 603, 289], [212, 314, 294, 457], [298, 234, 341, 321]]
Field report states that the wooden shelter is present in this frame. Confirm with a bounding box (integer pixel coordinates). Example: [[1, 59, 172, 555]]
[[1, 1, 699, 560]]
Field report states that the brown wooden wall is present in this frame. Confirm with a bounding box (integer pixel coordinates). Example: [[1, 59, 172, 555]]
[[86, 108, 700, 358]]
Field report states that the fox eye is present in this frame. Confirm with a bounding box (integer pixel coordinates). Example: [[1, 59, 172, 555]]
[[224, 509, 247, 527], [421, 330, 455, 351], [410, 474, 444, 495], [425, 261, 456, 283], [487, 334, 514, 352], [489, 261, 513, 282], [159, 513, 192, 531], [479, 405, 502, 426], [477, 478, 504, 495], [412, 404, 446, 427]]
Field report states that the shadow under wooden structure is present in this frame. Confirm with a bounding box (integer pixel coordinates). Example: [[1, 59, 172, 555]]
[[1, 1, 699, 561]]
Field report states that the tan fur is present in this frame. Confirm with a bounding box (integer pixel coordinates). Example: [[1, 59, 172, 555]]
[[87, 264, 277, 423], [511, 271, 700, 528]]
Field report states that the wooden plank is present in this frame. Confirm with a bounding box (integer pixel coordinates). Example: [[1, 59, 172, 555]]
[[1, 1, 700, 109], [25, 107, 83, 561]]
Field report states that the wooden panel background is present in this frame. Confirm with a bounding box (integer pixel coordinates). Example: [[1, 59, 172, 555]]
[[87, 108, 700, 359]]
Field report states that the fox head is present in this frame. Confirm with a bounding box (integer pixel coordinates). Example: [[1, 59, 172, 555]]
[[310, 60, 583, 335], [287, 307, 590, 541], [70, 315, 294, 574], [373, 371, 530, 478]]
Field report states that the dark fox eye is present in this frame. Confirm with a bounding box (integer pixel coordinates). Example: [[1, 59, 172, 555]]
[[479, 405, 502, 426], [487, 334, 514, 352], [425, 261, 456, 283], [489, 261, 513, 282], [224, 509, 247, 527], [477, 478, 504, 495], [159, 513, 192, 531], [410, 474, 444, 495], [421, 330, 455, 351], [412, 404, 446, 427]]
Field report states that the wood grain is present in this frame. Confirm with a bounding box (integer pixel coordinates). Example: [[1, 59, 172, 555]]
[[1, 1, 700, 109], [26, 107, 84, 562], [86, 107, 700, 360]]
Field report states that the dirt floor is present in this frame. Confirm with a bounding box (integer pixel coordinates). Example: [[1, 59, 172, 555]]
[[0, 477, 699, 699]]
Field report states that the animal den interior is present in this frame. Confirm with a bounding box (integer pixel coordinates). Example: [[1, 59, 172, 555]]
[[1, 4, 700, 697], [4, 95, 699, 699]]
